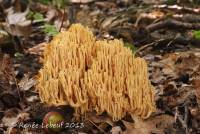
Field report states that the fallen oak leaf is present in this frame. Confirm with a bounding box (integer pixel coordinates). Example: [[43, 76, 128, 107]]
[[122, 115, 174, 134]]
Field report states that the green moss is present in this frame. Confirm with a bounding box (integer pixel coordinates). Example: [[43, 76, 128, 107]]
[[124, 42, 137, 53]]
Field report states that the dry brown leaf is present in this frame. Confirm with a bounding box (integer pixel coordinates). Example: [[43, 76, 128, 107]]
[[175, 53, 200, 75], [111, 126, 123, 134], [18, 75, 37, 91], [5, 8, 32, 37], [2, 109, 30, 127], [140, 11, 165, 19], [46, 8, 58, 22], [87, 112, 114, 126], [27, 42, 47, 56], [163, 81, 177, 96], [2, 112, 30, 134], [101, 16, 118, 30], [3, 111, 30, 134], [150, 68, 165, 84], [95, 1, 117, 8], [0, 54, 14, 91], [160, 54, 178, 77], [195, 80, 200, 105], [122, 115, 174, 134]]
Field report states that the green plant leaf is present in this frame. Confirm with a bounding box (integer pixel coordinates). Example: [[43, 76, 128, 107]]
[[26, 11, 34, 19], [43, 24, 59, 36], [124, 42, 137, 53], [14, 52, 24, 59], [27, 11, 44, 21], [193, 30, 200, 39], [33, 12, 44, 20]]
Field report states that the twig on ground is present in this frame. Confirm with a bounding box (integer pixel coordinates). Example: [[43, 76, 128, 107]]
[[173, 14, 200, 23], [154, 5, 200, 14], [13, 74, 22, 101], [184, 104, 189, 134], [135, 39, 165, 56], [86, 118, 107, 134], [2, 55, 22, 101], [68, 4, 77, 25], [147, 19, 200, 32], [167, 105, 189, 134], [59, 7, 66, 32], [166, 36, 178, 47]]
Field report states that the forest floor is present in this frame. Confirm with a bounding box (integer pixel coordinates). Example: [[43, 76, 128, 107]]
[[1, 0, 200, 134]]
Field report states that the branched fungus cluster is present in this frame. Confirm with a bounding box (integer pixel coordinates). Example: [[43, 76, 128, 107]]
[[37, 24, 156, 120]]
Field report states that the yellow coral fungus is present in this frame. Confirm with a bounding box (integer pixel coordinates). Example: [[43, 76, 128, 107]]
[[37, 24, 156, 120]]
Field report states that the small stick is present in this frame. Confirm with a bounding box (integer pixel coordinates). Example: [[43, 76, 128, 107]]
[[2, 56, 22, 101], [154, 4, 200, 14], [59, 8, 66, 32], [87, 118, 107, 134], [184, 104, 189, 134], [12, 74, 22, 102], [147, 19, 200, 32], [68, 4, 77, 25], [174, 106, 189, 134], [165, 105, 189, 134], [134, 39, 165, 56]]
